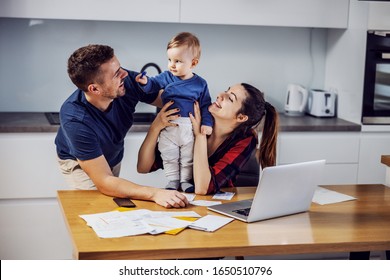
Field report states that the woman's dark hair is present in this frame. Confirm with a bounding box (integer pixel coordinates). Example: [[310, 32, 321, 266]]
[[236, 83, 279, 169], [67, 44, 114, 92]]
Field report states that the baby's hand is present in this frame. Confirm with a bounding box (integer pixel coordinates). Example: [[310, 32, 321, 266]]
[[201, 125, 213, 135], [136, 71, 147, 85]]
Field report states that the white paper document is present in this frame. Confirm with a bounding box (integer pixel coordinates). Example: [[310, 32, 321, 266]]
[[189, 200, 222, 207], [312, 187, 357, 205], [189, 215, 234, 232], [150, 211, 201, 218], [143, 216, 193, 235], [212, 192, 235, 200], [80, 209, 201, 238], [182, 193, 196, 202], [80, 211, 154, 238]]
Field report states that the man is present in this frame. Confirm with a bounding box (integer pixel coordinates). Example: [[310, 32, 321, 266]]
[[55, 44, 188, 208]]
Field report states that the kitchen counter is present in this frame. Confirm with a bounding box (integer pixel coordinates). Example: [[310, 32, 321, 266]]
[[278, 114, 360, 132], [0, 112, 361, 133], [0, 112, 152, 133]]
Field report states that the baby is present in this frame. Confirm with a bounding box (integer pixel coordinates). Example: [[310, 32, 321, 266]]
[[136, 32, 213, 192]]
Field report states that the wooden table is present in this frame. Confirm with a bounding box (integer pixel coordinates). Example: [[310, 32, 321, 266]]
[[57, 185, 390, 260], [381, 155, 390, 187], [381, 155, 390, 167]]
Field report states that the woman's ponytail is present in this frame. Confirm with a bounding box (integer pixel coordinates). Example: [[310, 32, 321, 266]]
[[237, 83, 279, 169], [258, 102, 279, 168]]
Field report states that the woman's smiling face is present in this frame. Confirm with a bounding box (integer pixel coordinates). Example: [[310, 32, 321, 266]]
[[209, 84, 248, 121]]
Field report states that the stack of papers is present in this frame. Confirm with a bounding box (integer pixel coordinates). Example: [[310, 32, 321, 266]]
[[80, 209, 233, 238]]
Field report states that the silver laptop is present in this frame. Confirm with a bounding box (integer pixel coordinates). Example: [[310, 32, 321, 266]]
[[207, 160, 325, 223]]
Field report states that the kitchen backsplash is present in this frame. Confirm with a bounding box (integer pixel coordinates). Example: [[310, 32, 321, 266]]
[[0, 18, 327, 113]]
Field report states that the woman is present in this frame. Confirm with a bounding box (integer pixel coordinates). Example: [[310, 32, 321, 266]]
[[137, 83, 279, 195]]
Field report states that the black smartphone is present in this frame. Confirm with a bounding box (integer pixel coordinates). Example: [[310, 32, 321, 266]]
[[113, 197, 136, 208]]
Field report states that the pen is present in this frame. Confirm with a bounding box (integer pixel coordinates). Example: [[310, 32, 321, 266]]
[[140, 71, 146, 79]]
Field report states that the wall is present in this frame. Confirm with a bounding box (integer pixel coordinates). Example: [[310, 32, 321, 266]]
[[0, 18, 327, 113], [324, 0, 369, 123]]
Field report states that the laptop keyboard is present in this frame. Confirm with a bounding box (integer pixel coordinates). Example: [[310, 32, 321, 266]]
[[233, 207, 251, 217]]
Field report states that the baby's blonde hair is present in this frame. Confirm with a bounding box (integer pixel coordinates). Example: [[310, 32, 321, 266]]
[[167, 32, 201, 60]]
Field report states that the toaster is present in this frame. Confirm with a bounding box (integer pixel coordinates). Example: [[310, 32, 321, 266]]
[[306, 89, 337, 117]]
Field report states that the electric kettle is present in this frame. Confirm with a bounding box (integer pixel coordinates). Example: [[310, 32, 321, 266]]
[[284, 84, 308, 116]]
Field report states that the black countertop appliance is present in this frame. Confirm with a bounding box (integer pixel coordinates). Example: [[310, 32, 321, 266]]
[[362, 31, 390, 124]]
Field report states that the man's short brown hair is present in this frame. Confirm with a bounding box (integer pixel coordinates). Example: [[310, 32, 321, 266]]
[[67, 44, 114, 92]]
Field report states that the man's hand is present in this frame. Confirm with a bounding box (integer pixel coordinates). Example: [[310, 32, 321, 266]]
[[153, 189, 189, 208]]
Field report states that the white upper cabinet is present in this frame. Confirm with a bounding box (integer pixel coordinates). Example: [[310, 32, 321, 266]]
[[0, 0, 350, 27], [180, 0, 350, 28], [0, 0, 180, 22], [368, 2, 390, 30]]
